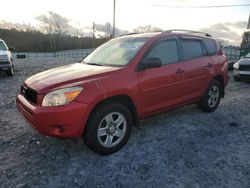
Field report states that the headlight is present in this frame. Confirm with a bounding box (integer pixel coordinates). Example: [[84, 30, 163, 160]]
[[42, 87, 83, 106], [233, 62, 239, 70]]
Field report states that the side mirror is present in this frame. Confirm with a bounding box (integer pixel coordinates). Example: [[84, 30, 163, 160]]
[[9, 47, 15, 52], [142, 57, 162, 70]]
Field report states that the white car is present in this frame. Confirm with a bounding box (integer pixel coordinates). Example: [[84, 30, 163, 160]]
[[0, 39, 14, 76], [233, 53, 250, 81]]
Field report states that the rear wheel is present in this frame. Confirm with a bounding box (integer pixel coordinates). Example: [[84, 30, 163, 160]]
[[83, 102, 133, 155], [198, 79, 222, 112]]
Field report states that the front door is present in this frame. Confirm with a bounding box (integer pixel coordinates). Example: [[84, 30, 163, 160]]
[[138, 38, 185, 115]]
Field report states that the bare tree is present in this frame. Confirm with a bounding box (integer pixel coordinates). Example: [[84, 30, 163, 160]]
[[94, 22, 112, 38], [104, 22, 112, 38], [93, 22, 127, 38], [133, 25, 162, 33], [36, 12, 71, 35], [0, 20, 36, 31], [218, 38, 230, 46], [36, 12, 72, 54]]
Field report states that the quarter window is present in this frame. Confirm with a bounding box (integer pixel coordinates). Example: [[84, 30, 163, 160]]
[[181, 40, 203, 60], [203, 38, 217, 56], [146, 40, 179, 65]]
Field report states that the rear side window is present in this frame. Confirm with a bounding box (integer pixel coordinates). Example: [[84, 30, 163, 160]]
[[146, 40, 179, 65], [203, 38, 217, 56], [181, 39, 203, 61]]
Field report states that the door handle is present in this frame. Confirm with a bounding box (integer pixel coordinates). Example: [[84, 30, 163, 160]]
[[176, 68, 184, 74], [205, 63, 212, 68]]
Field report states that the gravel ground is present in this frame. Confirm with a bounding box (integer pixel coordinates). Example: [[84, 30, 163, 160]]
[[0, 58, 250, 188]]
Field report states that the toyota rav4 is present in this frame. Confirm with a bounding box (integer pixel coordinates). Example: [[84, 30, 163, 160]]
[[16, 30, 228, 155]]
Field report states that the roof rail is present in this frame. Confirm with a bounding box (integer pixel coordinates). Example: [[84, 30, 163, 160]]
[[164, 29, 212, 37], [125, 32, 140, 36], [118, 32, 140, 37]]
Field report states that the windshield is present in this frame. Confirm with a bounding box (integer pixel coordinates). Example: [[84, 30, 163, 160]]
[[0, 41, 7, 51], [245, 53, 250, 58], [83, 37, 148, 66]]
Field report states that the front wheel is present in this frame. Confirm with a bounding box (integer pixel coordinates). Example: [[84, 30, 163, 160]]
[[83, 102, 133, 155], [234, 76, 241, 82], [198, 79, 222, 112], [6, 64, 14, 76]]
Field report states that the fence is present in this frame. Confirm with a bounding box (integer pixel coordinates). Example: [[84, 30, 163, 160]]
[[14, 47, 241, 63], [222, 46, 241, 63], [13, 48, 94, 60]]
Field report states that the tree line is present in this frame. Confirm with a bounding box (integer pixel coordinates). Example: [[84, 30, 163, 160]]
[[0, 11, 165, 52], [1, 11, 247, 53], [0, 28, 109, 52]]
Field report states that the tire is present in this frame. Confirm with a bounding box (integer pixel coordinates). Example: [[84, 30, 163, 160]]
[[83, 102, 133, 155], [198, 79, 222, 112], [234, 76, 241, 82], [6, 64, 14, 77]]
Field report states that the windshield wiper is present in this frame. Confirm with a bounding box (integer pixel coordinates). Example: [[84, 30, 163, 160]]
[[85, 62, 103, 66]]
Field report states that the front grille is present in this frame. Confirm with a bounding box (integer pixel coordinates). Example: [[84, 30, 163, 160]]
[[0, 55, 8, 61], [240, 75, 250, 81], [21, 85, 37, 104], [0, 61, 10, 64], [239, 65, 250, 71]]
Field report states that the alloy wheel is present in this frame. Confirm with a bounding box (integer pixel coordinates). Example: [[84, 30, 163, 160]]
[[207, 85, 219, 108], [97, 112, 127, 148]]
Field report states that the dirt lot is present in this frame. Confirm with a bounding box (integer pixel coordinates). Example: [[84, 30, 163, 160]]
[[0, 58, 250, 188]]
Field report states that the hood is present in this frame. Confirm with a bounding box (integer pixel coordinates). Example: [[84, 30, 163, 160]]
[[239, 58, 250, 65], [25, 63, 122, 94], [0, 50, 8, 55]]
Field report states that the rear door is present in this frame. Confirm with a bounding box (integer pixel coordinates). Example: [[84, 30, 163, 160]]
[[138, 38, 185, 115], [180, 38, 213, 101]]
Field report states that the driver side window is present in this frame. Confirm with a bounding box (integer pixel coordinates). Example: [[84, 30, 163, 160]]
[[146, 40, 179, 65]]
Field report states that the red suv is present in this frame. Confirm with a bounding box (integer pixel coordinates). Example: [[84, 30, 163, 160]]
[[16, 30, 228, 155]]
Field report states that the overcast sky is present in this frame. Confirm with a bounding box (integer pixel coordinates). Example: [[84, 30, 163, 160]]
[[0, 0, 249, 44]]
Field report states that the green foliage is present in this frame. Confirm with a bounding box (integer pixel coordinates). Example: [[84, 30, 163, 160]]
[[0, 28, 109, 52]]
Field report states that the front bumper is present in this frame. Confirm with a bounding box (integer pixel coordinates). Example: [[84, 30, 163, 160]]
[[0, 61, 11, 70], [16, 93, 90, 138], [233, 70, 250, 80]]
